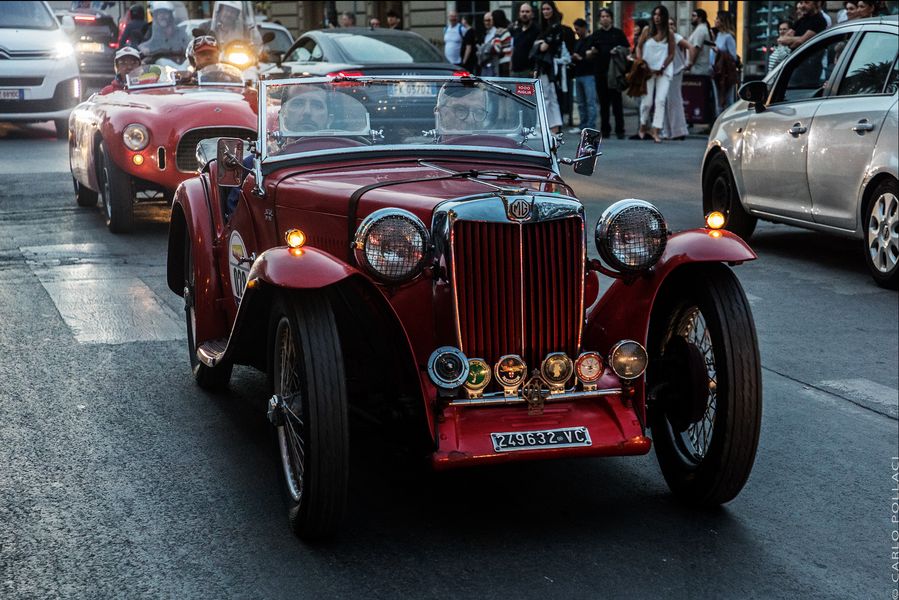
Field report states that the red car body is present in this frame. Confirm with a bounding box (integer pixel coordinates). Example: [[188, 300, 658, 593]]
[[167, 76, 762, 539], [68, 77, 257, 230]]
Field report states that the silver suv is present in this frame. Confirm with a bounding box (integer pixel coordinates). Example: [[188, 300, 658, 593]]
[[702, 17, 898, 289]]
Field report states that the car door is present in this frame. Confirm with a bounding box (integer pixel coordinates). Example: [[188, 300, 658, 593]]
[[740, 30, 854, 222], [807, 27, 899, 232]]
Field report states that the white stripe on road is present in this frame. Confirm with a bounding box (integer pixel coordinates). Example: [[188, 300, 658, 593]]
[[22, 243, 185, 345]]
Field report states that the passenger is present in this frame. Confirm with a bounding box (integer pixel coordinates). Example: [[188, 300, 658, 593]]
[[99, 46, 142, 94]]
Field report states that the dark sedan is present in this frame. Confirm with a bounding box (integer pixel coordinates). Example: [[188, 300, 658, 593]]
[[55, 8, 118, 86], [279, 27, 462, 77]]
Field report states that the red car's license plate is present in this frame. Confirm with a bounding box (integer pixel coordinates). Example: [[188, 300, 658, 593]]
[[491, 427, 592, 453]]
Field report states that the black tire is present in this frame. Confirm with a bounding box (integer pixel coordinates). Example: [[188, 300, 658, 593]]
[[270, 290, 348, 540], [862, 178, 899, 290], [183, 231, 233, 389], [648, 266, 762, 506], [73, 176, 98, 208], [98, 142, 134, 233], [54, 119, 68, 141], [703, 153, 757, 240]]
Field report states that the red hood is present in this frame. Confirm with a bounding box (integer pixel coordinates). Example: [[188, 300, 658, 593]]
[[100, 85, 258, 114], [270, 158, 568, 225]]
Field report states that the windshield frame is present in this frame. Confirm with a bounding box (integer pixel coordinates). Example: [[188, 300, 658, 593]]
[[257, 76, 552, 169]]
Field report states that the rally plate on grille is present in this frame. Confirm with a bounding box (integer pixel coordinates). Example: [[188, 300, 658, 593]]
[[491, 427, 591, 453]]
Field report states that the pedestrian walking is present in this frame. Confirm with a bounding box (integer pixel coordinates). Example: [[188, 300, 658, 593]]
[[531, 1, 566, 133], [478, 12, 497, 76], [443, 11, 467, 67], [661, 18, 693, 141], [589, 8, 629, 139], [711, 11, 738, 112], [569, 18, 597, 132], [491, 10, 513, 77], [511, 3, 538, 78], [635, 5, 675, 142]]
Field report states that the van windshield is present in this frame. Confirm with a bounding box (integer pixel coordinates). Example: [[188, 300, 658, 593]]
[[0, 2, 58, 30]]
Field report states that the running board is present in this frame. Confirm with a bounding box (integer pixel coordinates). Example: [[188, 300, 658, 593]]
[[197, 338, 228, 367]]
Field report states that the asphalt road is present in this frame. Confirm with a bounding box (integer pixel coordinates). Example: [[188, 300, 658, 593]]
[[0, 121, 897, 599]]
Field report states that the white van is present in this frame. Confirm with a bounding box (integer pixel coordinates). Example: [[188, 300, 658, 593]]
[[0, 1, 81, 139]]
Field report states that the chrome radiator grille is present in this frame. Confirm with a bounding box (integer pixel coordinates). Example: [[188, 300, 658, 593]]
[[175, 127, 255, 172], [451, 217, 584, 370]]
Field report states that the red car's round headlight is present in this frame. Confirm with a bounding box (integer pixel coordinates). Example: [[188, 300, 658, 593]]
[[353, 208, 430, 283]]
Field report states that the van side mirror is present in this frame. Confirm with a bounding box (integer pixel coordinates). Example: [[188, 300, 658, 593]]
[[60, 15, 75, 34], [216, 138, 245, 187], [739, 80, 769, 113]]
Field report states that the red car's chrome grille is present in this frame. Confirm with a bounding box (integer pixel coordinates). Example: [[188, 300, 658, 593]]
[[451, 217, 584, 370]]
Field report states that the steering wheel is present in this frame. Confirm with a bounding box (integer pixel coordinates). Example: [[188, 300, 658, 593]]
[[441, 134, 522, 149], [279, 136, 369, 153]]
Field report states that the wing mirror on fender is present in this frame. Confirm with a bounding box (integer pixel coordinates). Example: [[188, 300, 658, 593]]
[[216, 138, 245, 187], [739, 80, 769, 113], [560, 128, 602, 176]]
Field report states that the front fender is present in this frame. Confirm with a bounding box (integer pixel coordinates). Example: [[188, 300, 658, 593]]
[[247, 247, 361, 289], [584, 228, 756, 352]]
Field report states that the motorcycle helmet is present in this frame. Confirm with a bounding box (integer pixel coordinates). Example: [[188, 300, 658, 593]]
[[186, 35, 218, 67]]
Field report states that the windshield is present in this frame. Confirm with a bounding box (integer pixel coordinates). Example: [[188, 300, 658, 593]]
[[334, 34, 445, 64], [262, 78, 547, 160], [125, 64, 178, 88], [140, 1, 190, 56], [1, 2, 57, 30], [263, 27, 293, 55]]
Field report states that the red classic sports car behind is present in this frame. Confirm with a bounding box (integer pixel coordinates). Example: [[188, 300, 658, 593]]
[[167, 76, 763, 540], [69, 63, 257, 232]]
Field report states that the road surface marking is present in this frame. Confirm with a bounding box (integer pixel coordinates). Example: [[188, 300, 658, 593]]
[[817, 378, 899, 418]]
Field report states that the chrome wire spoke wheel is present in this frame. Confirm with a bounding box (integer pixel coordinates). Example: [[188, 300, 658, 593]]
[[866, 191, 899, 275], [664, 306, 718, 465], [276, 320, 306, 503]]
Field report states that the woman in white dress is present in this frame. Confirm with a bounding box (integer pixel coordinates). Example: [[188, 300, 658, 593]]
[[662, 17, 694, 140], [635, 5, 675, 142]]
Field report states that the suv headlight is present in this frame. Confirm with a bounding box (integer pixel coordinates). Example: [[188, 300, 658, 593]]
[[52, 41, 74, 59], [353, 208, 430, 283], [122, 124, 149, 151], [595, 199, 668, 272]]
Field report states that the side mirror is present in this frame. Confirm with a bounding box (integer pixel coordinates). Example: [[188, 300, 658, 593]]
[[568, 128, 602, 176], [738, 80, 769, 113], [60, 15, 75, 34], [216, 138, 245, 187]]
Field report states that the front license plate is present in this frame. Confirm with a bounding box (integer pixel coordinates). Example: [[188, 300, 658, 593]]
[[77, 42, 104, 53], [388, 82, 435, 97], [0, 89, 24, 101], [491, 427, 592, 453]]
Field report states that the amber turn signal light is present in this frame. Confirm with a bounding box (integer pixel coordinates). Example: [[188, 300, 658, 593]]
[[285, 228, 306, 248], [131, 154, 144, 166], [705, 211, 726, 230]]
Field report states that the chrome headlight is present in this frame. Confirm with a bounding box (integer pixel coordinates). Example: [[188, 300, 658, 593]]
[[609, 340, 648, 380], [122, 124, 149, 151], [595, 199, 668, 272], [353, 208, 430, 283]]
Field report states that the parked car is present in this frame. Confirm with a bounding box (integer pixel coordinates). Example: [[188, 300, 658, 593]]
[[167, 75, 763, 540], [279, 28, 461, 77], [68, 63, 257, 233], [702, 17, 898, 288], [0, 1, 81, 139], [54, 7, 118, 87]]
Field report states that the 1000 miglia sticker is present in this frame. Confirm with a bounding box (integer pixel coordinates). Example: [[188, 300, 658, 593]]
[[229, 231, 250, 303]]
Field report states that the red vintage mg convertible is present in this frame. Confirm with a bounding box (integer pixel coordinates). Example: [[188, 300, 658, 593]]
[[68, 64, 257, 232], [166, 76, 762, 539]]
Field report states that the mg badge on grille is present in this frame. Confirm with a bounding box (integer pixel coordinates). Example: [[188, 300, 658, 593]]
[[506, 197, 533, 222]]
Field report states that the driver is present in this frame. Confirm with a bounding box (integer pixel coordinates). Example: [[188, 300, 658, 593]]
[[100, 46, 142, 94], [281, 85, 331, 132], [139, 1, 190, 58], [178, 35, 220, 83], [435, 83, 490, 133]]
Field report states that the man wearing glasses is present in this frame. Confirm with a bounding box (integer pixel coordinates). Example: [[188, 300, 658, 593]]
[[435, 85, 490, 133]]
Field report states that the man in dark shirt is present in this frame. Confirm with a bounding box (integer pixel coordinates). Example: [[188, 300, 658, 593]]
[[511, 3, 538, 77], [569, 19, 597, 131], [588, 7, 629, 139], [779, 0, 828, 49]]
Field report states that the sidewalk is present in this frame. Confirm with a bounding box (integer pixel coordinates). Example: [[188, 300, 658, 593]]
[[566, 104, 711, 140]]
